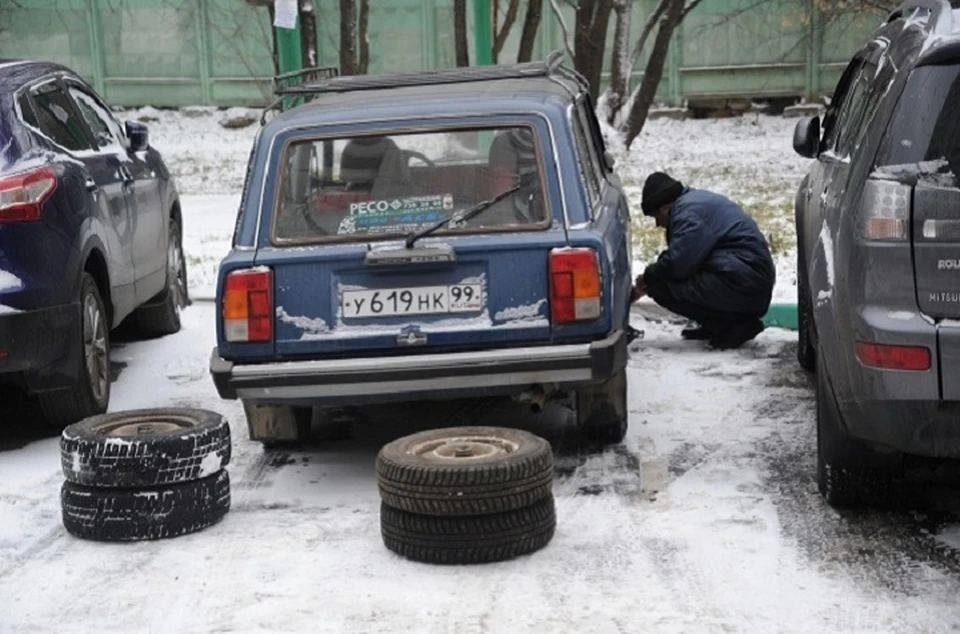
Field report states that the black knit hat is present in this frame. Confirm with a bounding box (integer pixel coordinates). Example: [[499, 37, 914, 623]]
[[641, 172, 684, 215]]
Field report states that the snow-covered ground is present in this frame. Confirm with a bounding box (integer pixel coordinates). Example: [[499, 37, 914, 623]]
[[2, 108, 959, 633]]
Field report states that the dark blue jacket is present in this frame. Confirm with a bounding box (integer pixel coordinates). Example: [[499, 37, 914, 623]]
[[643, 188, 775, 308]]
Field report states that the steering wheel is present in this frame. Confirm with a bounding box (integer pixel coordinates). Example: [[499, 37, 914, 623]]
[[404, 150, 437, 168]]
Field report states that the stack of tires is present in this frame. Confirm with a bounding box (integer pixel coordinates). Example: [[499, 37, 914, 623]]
[[376, 426, 556, 564], [59, 408, 232, 542]]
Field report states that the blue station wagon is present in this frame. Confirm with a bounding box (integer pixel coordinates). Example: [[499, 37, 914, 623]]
[[209, 55, 635, 446]]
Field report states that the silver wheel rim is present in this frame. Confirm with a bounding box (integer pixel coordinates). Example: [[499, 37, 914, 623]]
[[97, 415, 197, 437], [168, 230, 186, 314], [83, 291, 108, 404], [408, 435, 520, 461]]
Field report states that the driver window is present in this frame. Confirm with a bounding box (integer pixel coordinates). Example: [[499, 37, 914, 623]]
[[67, 85, 126, 153]]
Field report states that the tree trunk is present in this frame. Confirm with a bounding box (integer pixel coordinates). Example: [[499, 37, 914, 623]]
[[493, 0, 521, 64], [358, 0, 370, 74], [606, 0, 632, 125], [299, 0, 317, 68], [574, 0, 614, 98], [623, 0, 683, 148], [454, 0, 469, 67], [516, 0, 543, 63], [339, 0, 358, 75]]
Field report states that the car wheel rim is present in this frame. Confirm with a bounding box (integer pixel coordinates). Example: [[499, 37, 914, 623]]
[[83, 291, 108, 403], [168, 231, 186, 314], [409, 435, 520, 461]]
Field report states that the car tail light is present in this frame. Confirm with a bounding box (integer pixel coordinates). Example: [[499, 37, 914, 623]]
[[549, 248, 601, 324], [855, 342, 930, 371], [0, 168, 56, 223], [222, 268, 273, 343], [858, 179, 909, 241]]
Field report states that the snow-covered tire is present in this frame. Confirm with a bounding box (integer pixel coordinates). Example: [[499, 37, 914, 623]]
[[61, 470, 231, 542], [380, 496, 556, 565], [376, 426, 554, 516], [61, 408, 231, 488]]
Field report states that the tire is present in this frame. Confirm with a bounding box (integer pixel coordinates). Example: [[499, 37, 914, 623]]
[[135, 216, 188, 337], [576, 367, 628, 445], [61, 408, 231, 488], [797, 261, 816, 372], [37, 273, 110, 430], [61, 469, 230, 542], [376, 426, 554, 516], [816, 349, 893, 509], [380, 496, 556, 565]]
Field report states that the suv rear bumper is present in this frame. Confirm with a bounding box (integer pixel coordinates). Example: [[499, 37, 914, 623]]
[[210, 330, 627, 405], [840, 399, 960, 459], [0, 303, 81, 391]]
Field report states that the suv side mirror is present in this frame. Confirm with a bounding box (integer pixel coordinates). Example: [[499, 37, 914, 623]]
[[793, 116, 821, 159], [125, 120, 149, 152], [603, 150, 616, 171]]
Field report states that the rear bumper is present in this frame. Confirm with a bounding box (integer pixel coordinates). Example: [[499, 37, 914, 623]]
[[0, 303, 81, 391], [210, 330, 627, 405], [840, 399, 960, 459]]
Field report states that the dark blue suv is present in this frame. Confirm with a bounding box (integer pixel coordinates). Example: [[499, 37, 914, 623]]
[[0, 60, 187, 429], [209, 55, 635, 447]]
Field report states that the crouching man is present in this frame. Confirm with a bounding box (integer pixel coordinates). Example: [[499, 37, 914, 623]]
[[632, 172, 776, 350]]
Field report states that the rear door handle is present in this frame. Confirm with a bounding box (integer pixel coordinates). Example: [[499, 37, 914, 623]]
[[85, 177, 98, 192], [119, 166, 134, 183]]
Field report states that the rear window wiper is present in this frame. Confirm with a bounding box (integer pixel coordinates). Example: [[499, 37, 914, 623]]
[[404, 174, 534, 249]]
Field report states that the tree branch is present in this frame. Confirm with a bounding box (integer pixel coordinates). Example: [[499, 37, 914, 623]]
[[547, 0, 577, 61], [493, 0, 521, 62]]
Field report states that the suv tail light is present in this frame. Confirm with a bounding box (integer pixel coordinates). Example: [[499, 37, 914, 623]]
[[549, 248, 601, 324], [223, 268, 273, 343], [0, 168, 57, 223], [858, 179, 910, 241], [855, 342, 930, 371]]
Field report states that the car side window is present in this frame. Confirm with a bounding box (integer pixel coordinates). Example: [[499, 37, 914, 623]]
[[575, 102, 606, 192], [67, 85, 126, 153], [30, 81, 91, 152], [833, 60, 877, 157], [16, 92, 39, 129], [821, 58, 864, 154], [578, 96, 609, 179], [571, 110, 601, 209]]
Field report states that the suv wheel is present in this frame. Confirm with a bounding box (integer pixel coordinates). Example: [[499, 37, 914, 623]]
[[797, 262, 816, 372], [135, 217, 188, 337], [576, 367, 628, 445], [816, 348, 894, 509], [38, 273, 110, 430]]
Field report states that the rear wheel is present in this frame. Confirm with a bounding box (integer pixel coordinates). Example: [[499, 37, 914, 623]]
[[37, 273, 110, 430], [135, 217, 188, 337], [816, 349, 895, 509], [575, 367, 628, 445]]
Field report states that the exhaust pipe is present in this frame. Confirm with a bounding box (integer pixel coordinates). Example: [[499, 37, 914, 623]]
[[515, 384, 548, 414]]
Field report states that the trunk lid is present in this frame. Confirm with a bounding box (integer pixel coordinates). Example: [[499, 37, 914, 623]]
[[255, 124, 575, 358]]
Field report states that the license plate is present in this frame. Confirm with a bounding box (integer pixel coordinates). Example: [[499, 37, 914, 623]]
[[341, 284, 483, 318]]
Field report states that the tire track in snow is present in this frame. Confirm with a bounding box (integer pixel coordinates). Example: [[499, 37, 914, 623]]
[[757, 349, 960, 616]]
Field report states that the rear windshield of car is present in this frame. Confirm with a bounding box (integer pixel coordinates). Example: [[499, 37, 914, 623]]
[[271, 125, 550, 244], [874, 63, 960, 185]]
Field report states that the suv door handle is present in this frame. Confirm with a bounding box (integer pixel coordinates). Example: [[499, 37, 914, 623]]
[[85, 177, 98, 192], [119, 166, 134, 183]]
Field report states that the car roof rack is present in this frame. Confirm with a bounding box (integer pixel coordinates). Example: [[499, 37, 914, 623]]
[[886, 0, 954, 35], [275, 50, 567, 97]]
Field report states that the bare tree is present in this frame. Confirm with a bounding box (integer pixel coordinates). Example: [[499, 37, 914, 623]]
[[517, 0, 544, 62], [358, 0, 370, 74], [574, 0, 615, 97], [339, 0, 358, 74], [454, 0, 470, 66], [493, 0, 521, 63], [299, 0, 317, 67]]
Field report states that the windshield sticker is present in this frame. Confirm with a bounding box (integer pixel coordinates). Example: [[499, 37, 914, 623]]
[[338, 194, 455, 235]]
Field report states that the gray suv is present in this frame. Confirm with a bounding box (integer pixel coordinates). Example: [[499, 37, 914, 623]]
[[792, 0, 960, 507]]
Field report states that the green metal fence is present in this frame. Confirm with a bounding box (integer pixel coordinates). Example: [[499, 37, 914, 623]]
[[0, 0, 885, 107]]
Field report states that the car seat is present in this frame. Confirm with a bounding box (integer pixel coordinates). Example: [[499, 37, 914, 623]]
[[487, 128, 540, 224], [340, 136, 401, 190]]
